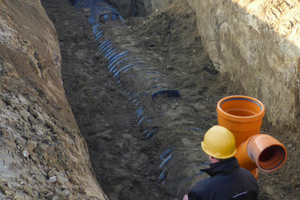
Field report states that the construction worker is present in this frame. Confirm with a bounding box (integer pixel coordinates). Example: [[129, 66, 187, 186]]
[[183, 125, 259, 200]]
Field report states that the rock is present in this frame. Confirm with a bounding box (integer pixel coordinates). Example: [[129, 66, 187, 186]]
[[22, 150, 29, 158], [96, 132, 112, 141], [94, 51, 102, 59], [149, 175, 156, 182], [193, 102, 206, 111], [74, 49, 89, 60], [26, 140, 37, 153], [122, 134, 133, 139], [48, 176, 57, 183], [15, 137, 26, 146], [52, 196, 60, 200], [264, 186, 275, 196], [166, 65, 174, 70]]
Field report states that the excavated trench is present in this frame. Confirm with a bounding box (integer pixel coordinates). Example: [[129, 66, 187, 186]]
[[62, 1, 208, 199], [42, 0, 295, 199], [42, 1, 215, 199]]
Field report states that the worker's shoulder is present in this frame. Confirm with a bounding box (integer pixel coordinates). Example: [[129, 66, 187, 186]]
[[192, 176, 222, 191], [238, 167, 258, 181]]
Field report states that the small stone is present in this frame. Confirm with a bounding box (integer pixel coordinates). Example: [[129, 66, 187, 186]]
[[29, 170, 35, 176], [82, 7, 90, 12], [64, 190, 70, 197], [22, 150, 29, 158], [74, 49, 88, 60], [161, 47, 168, 52], [97, 133, 112, 141], [169, 55, 177, 61], [15, 137, 26, 146], [287, 144, 293, 148], [115, 142, 123, 148], [149, 175, 156, 182], [52, 196, 59, 200], [37, 130, 43, 135], [48, 176, 57, 183], [166, 65, 173, 70], [94, 51, 102, 59], [123, 134, 133, 139], [26, 140, 37, 153], [265, 186, 274, 195], [104, 123, 110, 127]]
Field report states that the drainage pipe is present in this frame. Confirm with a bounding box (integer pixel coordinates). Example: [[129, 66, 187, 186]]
[[217, 95, 287, 178], [217, 95, 265, 147], [235, 134, 287, 178], [69, 0, 181, 180]]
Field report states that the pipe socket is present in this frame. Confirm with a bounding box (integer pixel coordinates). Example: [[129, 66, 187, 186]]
[[235, 134, 287, 178], [217, 95, 265, 148]]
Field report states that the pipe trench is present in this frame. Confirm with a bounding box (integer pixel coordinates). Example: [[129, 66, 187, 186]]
[[69, 0, 200, 194], [72, 0, 180, 135], [67, 0, 287, 198]]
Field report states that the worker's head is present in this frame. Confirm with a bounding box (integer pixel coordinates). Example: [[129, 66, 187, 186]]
[[201, 125, 237, 163]]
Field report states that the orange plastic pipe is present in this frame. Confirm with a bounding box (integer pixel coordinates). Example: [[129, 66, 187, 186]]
[[217, 95, 265, 148], [235, 134, 287, 178], [217, 95, 287, 179]]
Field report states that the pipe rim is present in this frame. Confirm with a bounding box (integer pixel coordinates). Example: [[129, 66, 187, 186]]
[[257, 145, 287, 171], [247, 134, 287, 172], [217, 95, 265, 122]]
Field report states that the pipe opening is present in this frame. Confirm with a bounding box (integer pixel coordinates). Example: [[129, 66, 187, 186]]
[[217, 95, 266, 147], [258, 145, 286, 171], [218, 97, 264, 118]]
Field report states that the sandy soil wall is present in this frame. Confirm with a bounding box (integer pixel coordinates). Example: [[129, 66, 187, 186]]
[[0, 0, 108, 199], [146, 0, 300, 131], [185, 0, 300, 131]]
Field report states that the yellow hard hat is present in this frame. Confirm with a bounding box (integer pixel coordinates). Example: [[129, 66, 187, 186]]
[[201, 125, 237, 159]]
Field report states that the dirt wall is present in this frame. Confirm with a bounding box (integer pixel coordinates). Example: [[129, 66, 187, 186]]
[[145, 0, 300, 132], [0, 0, 108, 199], [185, 0, 300, 131]]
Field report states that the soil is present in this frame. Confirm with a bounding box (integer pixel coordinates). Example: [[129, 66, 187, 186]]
[[41, 0, 300, 200]]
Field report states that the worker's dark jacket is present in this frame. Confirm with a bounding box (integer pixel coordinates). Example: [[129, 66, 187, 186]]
[[188, 157, 259, 200]]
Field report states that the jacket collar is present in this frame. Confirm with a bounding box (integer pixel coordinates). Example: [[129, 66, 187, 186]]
[[201, 157, 240, 176]]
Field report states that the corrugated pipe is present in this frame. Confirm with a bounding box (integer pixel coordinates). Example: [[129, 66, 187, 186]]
[[69, 0, 179, 181]]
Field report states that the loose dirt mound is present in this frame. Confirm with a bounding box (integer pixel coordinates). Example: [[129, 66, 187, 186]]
[[42, 0, 300, 199]]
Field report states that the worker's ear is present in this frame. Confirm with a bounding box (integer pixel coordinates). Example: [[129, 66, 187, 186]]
[[209, 156, 219, 163]]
